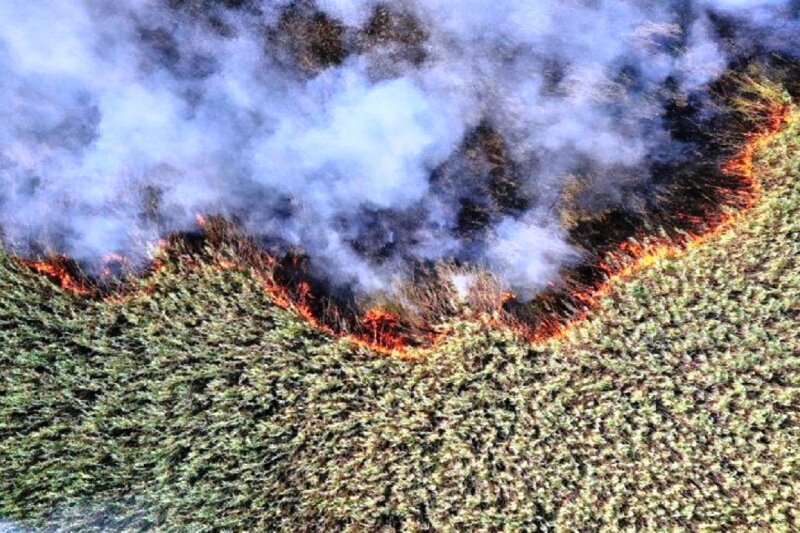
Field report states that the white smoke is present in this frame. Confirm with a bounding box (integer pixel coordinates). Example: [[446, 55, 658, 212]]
[[0, 521, 25, 533], [0, 0, 796, 296]]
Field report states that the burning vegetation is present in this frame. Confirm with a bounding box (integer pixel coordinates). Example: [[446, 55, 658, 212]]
[[20, 256, 92, 296], [3, 103, 800, 532], [511, 75, 795, 342], [17, 61, 796, 355], [3, 2, 800, 530], [5, 0, 800, 355]]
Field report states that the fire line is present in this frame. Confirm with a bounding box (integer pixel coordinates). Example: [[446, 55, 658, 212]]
[[17, 104, 792, 357]]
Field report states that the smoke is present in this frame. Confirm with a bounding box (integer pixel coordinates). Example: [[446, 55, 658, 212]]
[[0, 0, 796, 297], [0, 521, 25, 533], [0, 497, 153, 531]]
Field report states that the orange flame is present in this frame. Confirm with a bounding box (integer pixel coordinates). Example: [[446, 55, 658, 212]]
[[528, 103, 791, 343], [257, 266, 410, 354], [361, 308, 407, 351], [21, 257, 91, 296]]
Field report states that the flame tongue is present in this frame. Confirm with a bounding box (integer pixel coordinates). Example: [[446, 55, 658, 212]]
[[261, 268, 412, 353], [523, 102, 792, 343], [22, 257, 91, 296], [361, 308, 407, 351]]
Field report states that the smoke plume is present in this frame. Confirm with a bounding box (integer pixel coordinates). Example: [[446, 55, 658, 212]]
[[0, 0, 797, 297]]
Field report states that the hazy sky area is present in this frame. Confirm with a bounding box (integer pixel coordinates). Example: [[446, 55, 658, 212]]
[[0, 0, 797, 296]]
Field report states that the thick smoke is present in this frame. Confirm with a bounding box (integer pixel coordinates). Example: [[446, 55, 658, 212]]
[[0, 0, 796, 297]]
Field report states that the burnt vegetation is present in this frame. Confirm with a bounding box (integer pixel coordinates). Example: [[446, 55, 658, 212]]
[[20, 60, 796, 351], [14, 0, 800, 351], [266, 1, 428, 77], [515, 59, 796, 329], [433, 121, 531, 238], [268, 0, 349, 74]]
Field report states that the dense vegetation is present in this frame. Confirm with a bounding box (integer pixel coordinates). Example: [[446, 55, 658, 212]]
[[1, 110, 799, 531]]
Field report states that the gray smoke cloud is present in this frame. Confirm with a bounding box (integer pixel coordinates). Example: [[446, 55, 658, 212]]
[[0, 0, 796, 297]]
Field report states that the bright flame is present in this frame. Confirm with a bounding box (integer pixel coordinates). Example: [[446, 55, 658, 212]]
[[21, 257, 91, 296], [258, 269, 409, 355], [527, 103, 792, 343], [361, 308, 407, 351]]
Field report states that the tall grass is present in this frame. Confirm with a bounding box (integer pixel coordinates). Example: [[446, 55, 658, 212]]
[[1, 99, 799, 531]]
